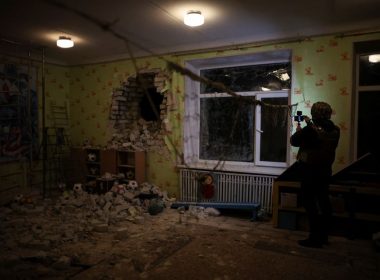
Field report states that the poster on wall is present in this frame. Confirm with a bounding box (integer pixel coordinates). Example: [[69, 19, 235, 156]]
[[0, 63, 38, 162]]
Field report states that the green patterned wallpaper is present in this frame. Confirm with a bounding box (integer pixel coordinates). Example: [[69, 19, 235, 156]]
[[66, 57, 182, 196], [4, 32, 378, 196], [290, 37, 353, 170]]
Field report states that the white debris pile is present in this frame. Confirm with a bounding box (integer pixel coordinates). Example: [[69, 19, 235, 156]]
[[177, 206, 221, 224], [57, 181, 173, 225], [0, 181, 174, 252], [107, 119, 165, 152]]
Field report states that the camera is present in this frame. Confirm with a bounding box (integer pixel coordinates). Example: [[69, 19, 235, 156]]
[[294, 111, 304, 123]]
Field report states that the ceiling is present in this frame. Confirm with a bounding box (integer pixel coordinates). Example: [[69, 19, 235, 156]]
[[1, 0, 380, 65]]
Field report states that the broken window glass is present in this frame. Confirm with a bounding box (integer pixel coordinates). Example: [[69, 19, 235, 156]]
[[200, 63, 291, 93]]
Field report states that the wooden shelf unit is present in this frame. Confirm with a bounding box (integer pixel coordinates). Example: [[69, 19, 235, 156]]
[[85, 148, 101, 180], [83, 148, 117, 181], [117, 150, 146, 184], [73, 149, 146, 184], [272, 180, 380, 236]]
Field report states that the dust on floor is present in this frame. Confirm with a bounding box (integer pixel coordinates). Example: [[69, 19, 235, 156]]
[[0, 196, 379, 280]]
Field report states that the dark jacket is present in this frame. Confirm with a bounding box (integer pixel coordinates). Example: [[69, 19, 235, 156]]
[[290, 119, 340, 168]]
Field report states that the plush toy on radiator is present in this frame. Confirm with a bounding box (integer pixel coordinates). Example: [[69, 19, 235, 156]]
[[200, 173, 215, 199]]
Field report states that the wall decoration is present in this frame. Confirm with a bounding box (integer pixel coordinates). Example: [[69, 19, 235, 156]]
[[0, 63, 38, 162]]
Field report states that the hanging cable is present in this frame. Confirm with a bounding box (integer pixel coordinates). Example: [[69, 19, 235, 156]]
[[44, 0, 301, 176]]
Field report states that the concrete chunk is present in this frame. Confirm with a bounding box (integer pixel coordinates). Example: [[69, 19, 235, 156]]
[[114, 204, 130, 214], [93, 223, 108, 233], [52, 256, 72, 270], [114, 227, 129, 240]]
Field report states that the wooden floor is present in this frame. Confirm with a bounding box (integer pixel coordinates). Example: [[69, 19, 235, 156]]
[[0, 203, 379, 280]]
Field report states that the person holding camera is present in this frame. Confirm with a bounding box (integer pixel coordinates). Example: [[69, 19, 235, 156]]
[[290, 102, 340, 248]]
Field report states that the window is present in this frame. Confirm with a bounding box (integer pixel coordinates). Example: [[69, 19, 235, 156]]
[[184, 51, 291, 174], [354, 41, 380, 161]]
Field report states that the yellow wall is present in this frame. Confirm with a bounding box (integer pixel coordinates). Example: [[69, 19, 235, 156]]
[[174, 34, 379, 178], [66, 58, 181, 196], [2, 32, 380, 198], [290, 36, 354, 171]]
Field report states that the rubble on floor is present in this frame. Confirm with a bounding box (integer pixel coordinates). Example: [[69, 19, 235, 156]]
[[0, 182, 224, 279], [1, 182, 379, 279]]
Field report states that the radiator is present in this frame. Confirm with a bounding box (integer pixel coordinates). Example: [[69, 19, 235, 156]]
[[179, 169, 275, 214]]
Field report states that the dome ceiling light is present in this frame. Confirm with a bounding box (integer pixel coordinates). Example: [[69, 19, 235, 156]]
[[368, 54, 380, 63], [184, 11, 204, 27], [57, 36, 74, 48]]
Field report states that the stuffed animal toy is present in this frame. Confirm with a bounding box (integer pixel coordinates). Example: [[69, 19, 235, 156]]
[[13, 194, 24, 204], [127, 180, 139, 191], [125, 170, 135, 179], [13, 194, 34, 205], [73, 183, 84, 195], [58, 182, 66, 192], [200, 173, 215, 199], [112, 183, 127, 195], [89, 166, 99, 175], [87, 152, 97, 162]]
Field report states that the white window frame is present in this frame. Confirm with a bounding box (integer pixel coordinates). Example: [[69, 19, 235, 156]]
[[353, 52, 380, 160], [255, 92, 289, 168], [183, 51, 291, 175]]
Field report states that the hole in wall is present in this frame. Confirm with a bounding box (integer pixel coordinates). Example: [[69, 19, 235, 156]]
[[139, 87, 164, 121], [107, 69, 170, 151], [136, 73, 164, 122]]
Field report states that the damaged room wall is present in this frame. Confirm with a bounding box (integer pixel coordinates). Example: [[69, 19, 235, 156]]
[[67, 57, 182, 197], [66, 32, 380, 198], [2, 32, 380, 200], [172, 32, 380, 174]]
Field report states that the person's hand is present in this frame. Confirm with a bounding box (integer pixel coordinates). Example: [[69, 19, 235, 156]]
[[296, 123, 302, 132], [304, 115, 311, 124]]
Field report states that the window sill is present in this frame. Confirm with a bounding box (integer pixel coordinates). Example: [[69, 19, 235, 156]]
[[179, 161, 287, 176]]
